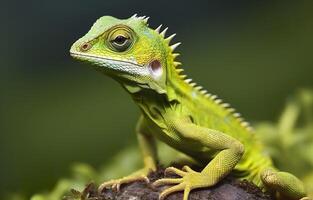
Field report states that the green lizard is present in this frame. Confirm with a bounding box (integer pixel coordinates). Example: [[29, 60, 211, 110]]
[[70, 15, 311, 200]]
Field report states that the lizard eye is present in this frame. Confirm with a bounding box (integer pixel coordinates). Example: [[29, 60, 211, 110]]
[[108, 28, 133, 52]]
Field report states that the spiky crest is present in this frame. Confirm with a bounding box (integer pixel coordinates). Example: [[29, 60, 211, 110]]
[[131, 14, 150, 25], [131, 13, 138, 18], [131, 14, 254, 132]]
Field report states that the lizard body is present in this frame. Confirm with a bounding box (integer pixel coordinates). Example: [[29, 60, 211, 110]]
[[70, 15, 310, 200]]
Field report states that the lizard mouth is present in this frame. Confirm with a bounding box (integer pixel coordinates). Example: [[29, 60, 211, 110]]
[[70, 51, 138, 66], [70, 51, 150, 77]]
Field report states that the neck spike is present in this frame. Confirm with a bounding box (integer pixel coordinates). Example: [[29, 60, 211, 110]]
[[160, 27, 168, 37], [200, 90, 208, 95], [221, 103, 230, 108], [176, 68, 184, 74], [170, 42, 181, 51], [172, 53, 180, 58], [195, 86, 203, 90], [165, 33, 176, 43], [185, 78, 192, 83], [174, 61, 182, 66], [180, 74, 187, 79], [155, 24, 162, 33]]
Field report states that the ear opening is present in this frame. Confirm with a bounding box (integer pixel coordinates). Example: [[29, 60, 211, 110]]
[[148, 60, 163, 79]]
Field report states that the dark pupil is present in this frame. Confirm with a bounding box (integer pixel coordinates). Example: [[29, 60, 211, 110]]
[[114, 35, 127, 45]]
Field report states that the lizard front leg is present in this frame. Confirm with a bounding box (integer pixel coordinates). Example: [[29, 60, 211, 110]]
[[153, 118, 244, 200], [99, 115, 157, 192]]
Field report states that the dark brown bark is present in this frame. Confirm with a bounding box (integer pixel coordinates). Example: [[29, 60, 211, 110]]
[[66, 167, 272, 200]]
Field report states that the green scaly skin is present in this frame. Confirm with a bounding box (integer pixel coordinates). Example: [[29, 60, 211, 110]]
[[70, 15, 310, 200]]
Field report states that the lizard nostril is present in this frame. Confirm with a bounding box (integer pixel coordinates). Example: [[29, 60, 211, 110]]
[[80, 43, 92, 52]]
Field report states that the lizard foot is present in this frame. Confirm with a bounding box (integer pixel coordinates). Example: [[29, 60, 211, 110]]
[[153, 166, 208, 200], [98, 167, 152, 192]]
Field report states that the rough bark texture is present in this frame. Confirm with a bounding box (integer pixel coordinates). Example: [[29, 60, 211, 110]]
[[66, 167, 272, 200]]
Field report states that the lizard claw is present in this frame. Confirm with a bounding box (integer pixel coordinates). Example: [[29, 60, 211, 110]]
[[98, 174, 150, 192]]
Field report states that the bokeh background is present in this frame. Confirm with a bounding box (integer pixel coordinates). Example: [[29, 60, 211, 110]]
[[1, 0, 313, 198]]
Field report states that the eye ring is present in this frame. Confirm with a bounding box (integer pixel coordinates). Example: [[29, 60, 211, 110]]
[[107, 27, 134, 52]]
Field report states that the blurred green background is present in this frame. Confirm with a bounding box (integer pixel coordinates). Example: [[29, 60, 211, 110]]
[[1, 0, 313, 199]]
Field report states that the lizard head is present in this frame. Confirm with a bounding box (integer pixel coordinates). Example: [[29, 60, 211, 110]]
[[70, 15, 181, 94]]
